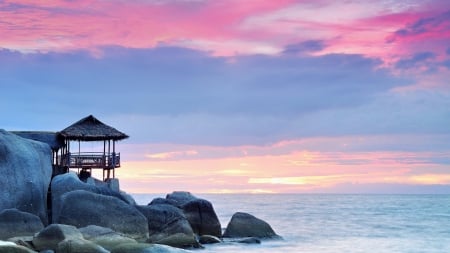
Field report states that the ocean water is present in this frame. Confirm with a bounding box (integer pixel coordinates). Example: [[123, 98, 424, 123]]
[[132, 194, 450, 253]]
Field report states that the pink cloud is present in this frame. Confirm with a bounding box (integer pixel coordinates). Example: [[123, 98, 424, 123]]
[[0, 0, 296, 54], [3, 0, 449, 63], [116, 135, 450, 193]]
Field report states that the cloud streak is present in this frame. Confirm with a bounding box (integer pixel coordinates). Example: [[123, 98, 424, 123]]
[[2, 0, 450, 193]]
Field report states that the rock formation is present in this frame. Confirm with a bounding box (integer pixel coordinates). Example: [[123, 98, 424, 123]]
[[0, 209, 44, 240], [166, 191, 222, 237], [223, 212, 281, 239], [56, 190, 149, 241], [137, 204, 198, 247], [0, 130, 52, 224]]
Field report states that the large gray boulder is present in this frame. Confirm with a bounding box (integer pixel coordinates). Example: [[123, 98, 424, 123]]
[[32, 224, 83, 251], [223, 212, 281, 239], [137, 204, 197, 247], [51, 172, 132, 223], [0, 130, 52, 224], [56, 190, 149, 241], [0, 208, 44, 240], [165, 192, 221, 237]]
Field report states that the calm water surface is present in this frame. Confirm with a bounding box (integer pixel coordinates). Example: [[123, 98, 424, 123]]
[[133, 194, 450, 253]]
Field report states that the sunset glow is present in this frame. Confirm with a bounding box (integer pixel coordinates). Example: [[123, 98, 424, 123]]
[[2, 0, 450, 194]]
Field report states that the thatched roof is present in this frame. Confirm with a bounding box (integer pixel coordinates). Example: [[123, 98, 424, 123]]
[[59, 115, 129, 141], [12, 131, 65, 150]]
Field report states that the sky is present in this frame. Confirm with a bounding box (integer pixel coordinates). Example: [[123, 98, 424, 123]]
[[1, 0, 450, 194]]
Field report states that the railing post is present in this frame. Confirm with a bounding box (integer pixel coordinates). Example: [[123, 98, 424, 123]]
[[112, 152, 116, 168]]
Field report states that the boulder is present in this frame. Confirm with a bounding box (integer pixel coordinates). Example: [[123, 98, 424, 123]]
[[56, 238, 109, 253], [0, 244, 36, 253], [7, 236, 34, 249], [223, 212, 280, 239], [111, 243, 189, 253], [198, 235, 221, 244], [56, 190, 149, 241], [51, 173, 132, 223], [0, 130, 52, 224], [0, 209, 44, 240], [152, 233, 198, 249], [236, 237, 261, 244], [165, 192, 221, 237], [79, 225, 137, 250], [32, 224, 83, 251], [137, 204, 197, 247]]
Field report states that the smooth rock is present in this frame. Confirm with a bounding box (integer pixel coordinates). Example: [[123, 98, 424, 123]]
[[32, 224, 83, 251], [0, 244, 36, 253], [137, 204, 197, 247], [153, 233, 199, 248], [56, 190, 149, 241], [7, 237, 34, 250], [198, 235, 221, 244], [79, 225, 137, 250], [56, 238, 109, 253], [0, 241, 16, 246], [223, 212, 281, 239], [237, 237, 261, 244], [78, 225, 116, 239], [166, 192, 221, 237], [0, 209, 44, 240], [111, 243, 189, 253], [51, 173, 132, 223], [0, 130, 52, 224]]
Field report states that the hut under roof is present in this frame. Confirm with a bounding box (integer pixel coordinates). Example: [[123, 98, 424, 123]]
[[59, 115, 128, 141], [58, 115, 129, 180]]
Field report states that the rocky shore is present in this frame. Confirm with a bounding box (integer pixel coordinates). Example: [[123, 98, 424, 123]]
[[0, 129, 281, 252]]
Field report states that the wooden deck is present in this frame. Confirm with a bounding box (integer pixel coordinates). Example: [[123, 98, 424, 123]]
[[60, 152, 121, 169]]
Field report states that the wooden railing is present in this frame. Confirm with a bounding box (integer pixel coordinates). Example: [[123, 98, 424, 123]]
[[59, 152, 121, 169]]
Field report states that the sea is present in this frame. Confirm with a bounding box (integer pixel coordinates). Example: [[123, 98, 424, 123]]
[[132, 194, 450, 253]]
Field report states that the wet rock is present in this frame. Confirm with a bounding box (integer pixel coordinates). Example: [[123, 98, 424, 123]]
[[153, 233, 199, 248], [223, 212, 281, 239], [237, 237, 261, 244], [198, 235, 221, 244]]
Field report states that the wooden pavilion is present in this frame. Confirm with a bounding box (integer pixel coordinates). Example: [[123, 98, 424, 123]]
[[58, 115, 129, 181]]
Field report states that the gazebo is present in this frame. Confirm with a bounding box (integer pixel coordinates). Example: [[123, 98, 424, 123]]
[[58, 115, 129, 181]]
